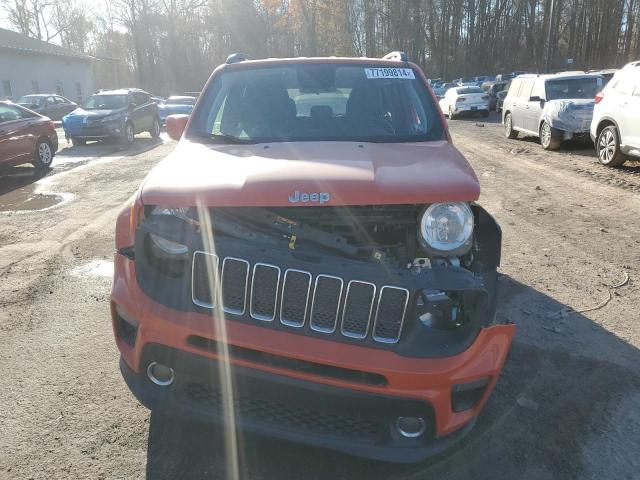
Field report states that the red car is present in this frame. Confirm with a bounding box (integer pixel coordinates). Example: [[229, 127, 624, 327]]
[[0, 101, 58, 170], [111, 52, 515, 463]]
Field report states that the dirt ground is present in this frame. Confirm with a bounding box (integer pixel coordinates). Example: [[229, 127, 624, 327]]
[[0, 117, 639, 480]]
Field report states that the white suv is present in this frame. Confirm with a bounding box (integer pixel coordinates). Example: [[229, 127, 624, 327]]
[[590, 61, 640, 167]]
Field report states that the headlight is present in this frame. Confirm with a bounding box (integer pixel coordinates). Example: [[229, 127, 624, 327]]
[[419, 202, 474, 255], [149, 233, 188, 255], [101, 114, 123, 123]]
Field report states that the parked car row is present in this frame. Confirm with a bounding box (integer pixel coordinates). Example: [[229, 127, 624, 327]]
[[499, 61, 640, 166]]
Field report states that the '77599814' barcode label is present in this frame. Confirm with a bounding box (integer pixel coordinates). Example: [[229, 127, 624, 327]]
[[364, 67, 415, 79]]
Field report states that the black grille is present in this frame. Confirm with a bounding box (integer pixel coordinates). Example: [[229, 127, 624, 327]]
[[222, 258, 249, 314], [310, 275, 343, 333], [341, 281, 376, 338], [250, 264, 280, 321], [280, 270, 311, 327], [192, 252, 218, 307], [183, 382, 380, 439], [373, 287, 409, 343]]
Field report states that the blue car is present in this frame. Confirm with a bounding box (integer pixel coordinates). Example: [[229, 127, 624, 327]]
[[158, 96, 196, 123], [62, 88, 161, 146]]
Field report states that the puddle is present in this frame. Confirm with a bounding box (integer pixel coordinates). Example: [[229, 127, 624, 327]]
[[70, 260, 114, 278], [0, 189, 73, 211]]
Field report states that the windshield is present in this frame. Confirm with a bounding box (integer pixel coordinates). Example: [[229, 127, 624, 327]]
[[456, 87, 483, 94], [167, 97, 196, 105], [545, 77, 601, 100], [18, 96, 44, 106], [83, 94, 128, 110], [189, 64, 444, 143]]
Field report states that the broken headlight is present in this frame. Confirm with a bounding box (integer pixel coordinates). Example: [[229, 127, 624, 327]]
[[419, 202, 474, 256]]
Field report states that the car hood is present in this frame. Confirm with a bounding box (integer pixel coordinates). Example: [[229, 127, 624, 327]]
[[66, 107, 126, 118], [140, 140, 480, 207]]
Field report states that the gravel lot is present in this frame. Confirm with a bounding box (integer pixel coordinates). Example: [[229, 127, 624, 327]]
[[1, 117, 638, 479]]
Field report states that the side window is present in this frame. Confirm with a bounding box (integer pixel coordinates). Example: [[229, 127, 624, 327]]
[[134, 92, 149, 106], [55, 96, 66, 104], [518, 80, 534, 99], [531, 80, 545, 100], [509, 80, 521, 98], [613, 77, 635, 96], [0, 104, 32, 123], [46, 96, 56, 105]]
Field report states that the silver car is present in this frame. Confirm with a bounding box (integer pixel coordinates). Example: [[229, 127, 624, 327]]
[[502, 73, 603, 150]]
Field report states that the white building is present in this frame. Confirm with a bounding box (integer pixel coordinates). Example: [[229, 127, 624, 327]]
[[0, 28, 94, 103]]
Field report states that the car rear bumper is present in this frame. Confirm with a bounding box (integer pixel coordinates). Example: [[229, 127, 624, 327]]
[[453, 104, 489, 114], [120, 345, 477, 463]]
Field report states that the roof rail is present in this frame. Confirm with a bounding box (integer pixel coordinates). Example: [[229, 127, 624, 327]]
[[226, 53, 248, 64], [382, 51, 408, 62]]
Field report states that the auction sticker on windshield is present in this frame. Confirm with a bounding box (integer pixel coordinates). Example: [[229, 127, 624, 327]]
[[365, 67, 416, 79]]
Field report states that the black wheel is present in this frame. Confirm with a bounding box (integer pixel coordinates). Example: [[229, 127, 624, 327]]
[[504, 113, 518, 139], [71, 137, 86, 146], [33, 138, 54, 170], [150, 117, 161, 138], [596, 125, 626, 167], [540, 121, 562, 150], [122, 122, 135, 145]]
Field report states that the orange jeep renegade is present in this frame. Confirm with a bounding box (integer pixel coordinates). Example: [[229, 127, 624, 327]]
[[111, 52, 515, 463]]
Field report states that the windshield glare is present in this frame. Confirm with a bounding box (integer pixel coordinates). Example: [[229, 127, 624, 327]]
[[545, 77, 601, 100], [190, 64, 444, 143], [83, 94, 128, 110]]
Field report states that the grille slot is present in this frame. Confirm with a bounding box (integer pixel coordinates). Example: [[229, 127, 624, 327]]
[[372, 286, 410, 343], [310, 275, 343, 333], [341, 281, 376, 339], [250, 263, 281, 321], [280, 269, 312, 327], [221, 257, 249, 315], [191, 251, 219, 308]]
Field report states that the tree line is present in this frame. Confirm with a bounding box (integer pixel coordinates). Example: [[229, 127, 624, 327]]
[[2, 0, 639, 95]]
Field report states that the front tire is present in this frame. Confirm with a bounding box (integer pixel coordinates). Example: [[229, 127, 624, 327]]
[[540, 121, 562, 150], [504, 113, 518, 139], [33, 138, 54, 170], [150, 117, 161, 138], [122, 122, 135, 145], [597, 125, 626, 167]]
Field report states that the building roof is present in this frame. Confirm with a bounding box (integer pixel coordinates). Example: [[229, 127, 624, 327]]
[[0, 27, 93, 60]]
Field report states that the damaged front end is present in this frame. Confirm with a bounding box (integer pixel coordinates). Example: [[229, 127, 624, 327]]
[[127, 203, 503, 358], [543, 99, 595, 136]]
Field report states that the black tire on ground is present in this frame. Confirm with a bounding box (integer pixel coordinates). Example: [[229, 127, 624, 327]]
[[71, 137, 86, 146], [150, 117, 161, 138], [504, 113, 518, 139], [540, 121, 562, 150], [596, 125, 627, 167], [33, 138, 54, 170], [121, 122, 135, 145]]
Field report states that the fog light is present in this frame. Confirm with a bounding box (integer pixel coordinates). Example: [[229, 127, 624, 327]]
[[147, 362, 175, 386], [396, 416, 426, 438]]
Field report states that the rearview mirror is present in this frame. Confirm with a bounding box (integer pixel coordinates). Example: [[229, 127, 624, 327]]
[[166, 114, 189, 141]]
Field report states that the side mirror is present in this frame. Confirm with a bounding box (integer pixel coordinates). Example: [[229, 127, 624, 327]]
[[166, 114, 189, 141], [529, 95, 544, 104]]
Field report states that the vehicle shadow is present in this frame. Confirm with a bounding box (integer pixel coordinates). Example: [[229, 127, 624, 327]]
[[0, 164, 49, 197], [143, 275, 640, 480], [449, 111, 502, 125]]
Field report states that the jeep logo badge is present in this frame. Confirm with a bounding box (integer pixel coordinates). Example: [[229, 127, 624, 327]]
[[288, 190, 331, 204]]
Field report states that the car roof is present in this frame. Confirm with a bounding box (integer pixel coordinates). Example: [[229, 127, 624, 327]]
[[220, 56, 420, 71], [95, 88, 148, 95]]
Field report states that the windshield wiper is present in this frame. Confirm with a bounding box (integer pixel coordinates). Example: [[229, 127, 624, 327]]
[[195, 132, 255, 144]]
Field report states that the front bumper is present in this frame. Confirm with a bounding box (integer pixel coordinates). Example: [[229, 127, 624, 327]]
[[121, 344, 478, 463], [63, 120, 125, 139], [112, 250, 515, 461]]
